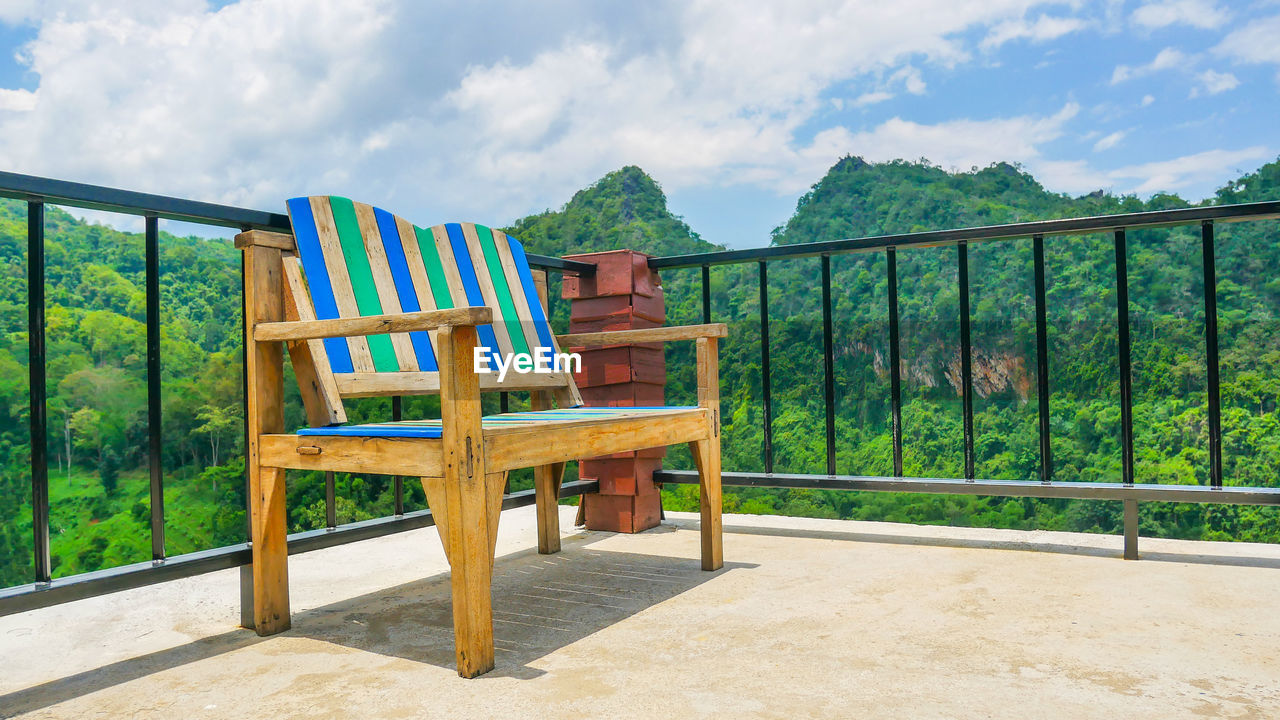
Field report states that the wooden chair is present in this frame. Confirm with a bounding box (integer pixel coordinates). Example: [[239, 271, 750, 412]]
[[236, 195, 725, 677]]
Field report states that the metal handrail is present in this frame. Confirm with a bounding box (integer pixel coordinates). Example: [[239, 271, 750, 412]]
[[7, 169, 1280, 613], [648, 200, 1280, 268], [0, 480, 598, 617], [3, 170, 595, 616], [649, 197, 1280, 561], [0, 170, 597, 274]]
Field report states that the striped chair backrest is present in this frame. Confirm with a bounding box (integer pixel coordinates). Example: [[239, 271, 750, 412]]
[[284, 195, 582, 424]]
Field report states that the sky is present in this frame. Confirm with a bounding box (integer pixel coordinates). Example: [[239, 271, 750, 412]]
[[0, 0, 1275, 249]]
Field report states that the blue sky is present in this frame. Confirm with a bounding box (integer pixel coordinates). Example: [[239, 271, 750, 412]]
[[0, 0, 1275, 248]]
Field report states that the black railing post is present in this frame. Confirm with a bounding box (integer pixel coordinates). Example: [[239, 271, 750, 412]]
[[545, 274, 555, 321], [1033, 234, 1052, 483], [145, 215, 165, 561], [821, 255, 836, 475], [701, 264, 711, 323], [1114, 229, 1135, 486], [1202, 220, 1222, 488], [1116, 228, 1139, 557], [392, 396, 405, 514], [758, 261, 773, 473], [27, 200, 51, 584], [325, 471, 337, 529], [958, 243, 975, 481], [887, 248, 903, 477]]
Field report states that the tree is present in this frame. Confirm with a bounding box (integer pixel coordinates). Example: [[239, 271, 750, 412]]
[[195, 403, 238, 477], [99, 450, 119, 496], [70, 407, 105, 466]]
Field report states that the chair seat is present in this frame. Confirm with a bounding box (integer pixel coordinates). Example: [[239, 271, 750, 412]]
[[296, 406, 699, 439]]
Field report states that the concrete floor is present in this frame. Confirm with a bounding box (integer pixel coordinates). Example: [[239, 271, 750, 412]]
[[2, 507, 1279, 719]]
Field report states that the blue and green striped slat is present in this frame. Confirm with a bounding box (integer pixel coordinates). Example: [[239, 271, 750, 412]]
[[296, 407, 697, 439], [284, 196, 559, 377]]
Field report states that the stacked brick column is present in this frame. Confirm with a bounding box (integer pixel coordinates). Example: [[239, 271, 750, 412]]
[[561, 250, 666, 533]]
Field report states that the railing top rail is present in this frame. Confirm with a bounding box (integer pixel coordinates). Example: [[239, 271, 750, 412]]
[[0, 170, 594, 274], [648, 199, 1280, 269], [0, 170, 290, 230]]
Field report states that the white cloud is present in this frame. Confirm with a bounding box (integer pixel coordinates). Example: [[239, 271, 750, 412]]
[[448, 43, 616, 148], [1093, 130, 1125, 151], [0, 0, 1260, 234], [1111, 36, 1250, 100], [0, 87, 36, 111], [1131, 0, 1230, 30], [1191, 69, 1239, 96], [793, 103, 1080, 183], [0, 0, 399, 209], [1030, 146, 1272, 196], [1111, 146, 1270, 194], [982, 14, 1087, 49], [0, 0, 100, 24], [1213, 14, 1280, 66], [1113, 37, 1250, 100], [853, 91, 894, 107], [847, 66, 926, 108], [891, 66, 928, 95], [1140, 94, 1155, 106], [437, 0, 1094, 202], [0, 0, 1083, 224], [1111, 47, 1187, 83], [1033, 159, 1111, 194]]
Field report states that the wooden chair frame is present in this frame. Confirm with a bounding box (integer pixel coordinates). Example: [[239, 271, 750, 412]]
[[238, 229, 724, 678]]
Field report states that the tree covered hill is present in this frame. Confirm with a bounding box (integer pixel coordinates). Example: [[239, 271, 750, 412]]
[[682, 155, 1280, 532], [502, 165, 716, 350], [508, 165, 718, 258], [1, 157, 1278, 589]]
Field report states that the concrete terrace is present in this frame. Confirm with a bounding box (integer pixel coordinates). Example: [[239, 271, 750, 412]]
[[3, 507, 1279, 719]]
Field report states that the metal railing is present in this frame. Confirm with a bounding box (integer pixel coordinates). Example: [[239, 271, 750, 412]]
[[0, 171, 596, 617], [4, 170, 1280, 615], [651, 200, 1280, 558]]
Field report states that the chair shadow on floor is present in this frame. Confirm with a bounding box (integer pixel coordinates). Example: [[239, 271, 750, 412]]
[[292, 533, 755, 680], [1, 528, 755, 716]]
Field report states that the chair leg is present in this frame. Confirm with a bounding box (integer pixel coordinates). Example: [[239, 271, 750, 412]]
[[535, 462, 566, 554], [689, 439, 723, 571], [242, 240, 289, 634], [450, 479, 494, 679], [250, 465, 291, 634], [422, 470, 506, 677]]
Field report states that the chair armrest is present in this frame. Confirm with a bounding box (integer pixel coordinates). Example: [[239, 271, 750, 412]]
[[254, 307, 493, 342], [556, 323, 728, 347]]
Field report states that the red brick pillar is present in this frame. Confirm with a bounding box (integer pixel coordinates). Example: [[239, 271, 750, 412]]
[[561, 250, 666, 533]]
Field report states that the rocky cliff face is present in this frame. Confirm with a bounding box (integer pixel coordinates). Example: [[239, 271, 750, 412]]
[[853, 341, 1032, 402]]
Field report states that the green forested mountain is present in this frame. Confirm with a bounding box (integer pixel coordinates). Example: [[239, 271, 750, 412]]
[[664, 157, 1280, 535], [1, 158, 1278, 589], [508, 165, 719, 258], [502, 167, 714, 383]]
